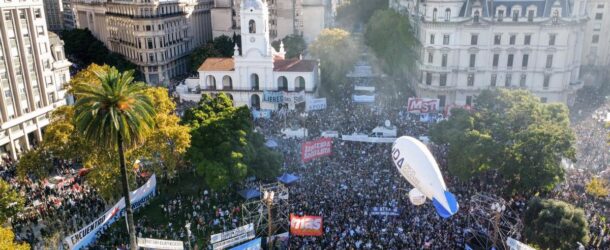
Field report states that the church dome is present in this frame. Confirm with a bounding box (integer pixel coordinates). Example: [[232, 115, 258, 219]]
[[243, 0, 264, 10]]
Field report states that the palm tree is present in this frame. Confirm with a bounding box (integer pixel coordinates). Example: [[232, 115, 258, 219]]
[[72, 67, 155, 250]]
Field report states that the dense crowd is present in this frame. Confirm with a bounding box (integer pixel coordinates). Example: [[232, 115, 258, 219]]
[[4, 83, 609, 249], [0, 159, 106, 249]]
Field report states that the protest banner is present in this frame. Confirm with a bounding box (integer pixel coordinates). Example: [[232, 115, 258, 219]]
[[211, 224, 255, 250], [369, 206, 400, 216], [306, 98, 327, 111], [137, 238, 184, 250], [263, 91, 283, 103], [407, 98, 439, 113], [290, 214, 323, 236], [64, 175, 157, 250], [301, 137, 332, 162]]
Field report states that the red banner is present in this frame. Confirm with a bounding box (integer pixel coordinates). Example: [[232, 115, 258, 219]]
[[407, 98, 439, 113], [290, 214, 323, 236], [301, 137, 333, 162]]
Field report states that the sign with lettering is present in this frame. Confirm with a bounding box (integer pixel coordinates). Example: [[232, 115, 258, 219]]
[[64, 175, 157, 250], [263, 91, 284, 103], [301, 137, 333, 162], [290, 215, 323, 236], [306, 98, 327, 111], [407, 98, 439, 113]]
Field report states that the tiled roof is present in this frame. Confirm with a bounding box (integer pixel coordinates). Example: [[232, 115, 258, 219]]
[[198, 58, 235, 71], [273, 59, 317, 72]]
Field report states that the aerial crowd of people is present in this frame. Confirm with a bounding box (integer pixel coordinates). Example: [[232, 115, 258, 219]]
[[1, 86, 609, 249]]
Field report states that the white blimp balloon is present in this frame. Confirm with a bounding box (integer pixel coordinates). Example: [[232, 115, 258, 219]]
[[391, 136, 459, 218], [408, 188, 426, 206]]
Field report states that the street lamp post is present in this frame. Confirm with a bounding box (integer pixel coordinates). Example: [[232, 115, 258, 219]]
[[185, 222, 192, 250], [263, 191, 275, 249]]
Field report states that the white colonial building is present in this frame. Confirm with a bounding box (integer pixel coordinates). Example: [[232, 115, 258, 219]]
[[391, 0, 588, 106], [177, 0, 320, 110]]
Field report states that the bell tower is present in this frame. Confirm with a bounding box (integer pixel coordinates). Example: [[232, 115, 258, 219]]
[[240, 0, 272, 57]]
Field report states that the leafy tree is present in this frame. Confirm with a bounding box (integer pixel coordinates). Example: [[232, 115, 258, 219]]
[[365, 9, 418, 80], [0, 179, 24, 224], [73, 67, 156, 250], [214, 35, 236, 57], [271, 35, 307, 59], [183, 93, 281, 189], [336, 0, 388, 30], [188, 35, 236, 73], [309, 29, 359, 100], [524, 198, 589, 250], [0, 226, 29, 250], [189, 43, 222, 73], [430, 89, 576, 195], [133, 87, 191, 178], [16, 148, 53, 179], [60, 29, 142, 79], [586, 177, 609, 197]]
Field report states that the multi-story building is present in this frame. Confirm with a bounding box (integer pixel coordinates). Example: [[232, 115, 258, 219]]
[[211, 0, 326, 43], [72, 0, 214, 85], [62, 0, 76, 29], [177, 0, 320, 110], [391, 0, 587, 106], [0, 1, 71, 160], [582, 0, 610, 67], [43, 0, 65, 31]]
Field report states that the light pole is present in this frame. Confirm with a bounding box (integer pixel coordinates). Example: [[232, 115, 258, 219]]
[[263, 191, 275, 249], [185, 222, 192, 250], [490, 202, 506, 248]]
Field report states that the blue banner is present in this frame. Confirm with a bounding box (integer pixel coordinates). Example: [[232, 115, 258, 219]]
[[263, 91, 284, 103], [370, 206, 400, 216], [352, 95, 375, 103], [252, 109, 272, 119], [229, 238, 261, 250], [64, 175, 157, 250]]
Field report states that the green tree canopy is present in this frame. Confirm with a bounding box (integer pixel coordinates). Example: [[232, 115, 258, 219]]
[[29, 65, 189, 201], [524, 198, 589, 250], [430, 89, 576, 195], [272, 34, 306, 59], [365, 9, 418, 79], [183, 93, 281, 189], [0, 179, 24, 225], [336, 0, 388, 30], [309, 29, 359, 100], [60, 29, 142, 79], [189, 35, 236, 73]]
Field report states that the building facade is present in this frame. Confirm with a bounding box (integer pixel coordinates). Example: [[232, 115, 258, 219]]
[[62, 0, 76, 29], [177, 0, 320, 110], [391, 0, 587, 106], [581, 0, 610, 66], [211, 0, 327, 43], [0, 1, 71, 160], [43, 0, 65, 31], [72, 0, 214, 85]]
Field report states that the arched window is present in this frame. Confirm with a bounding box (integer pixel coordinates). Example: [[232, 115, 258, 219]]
[[250, 94, 260, 110], [552, 10, 559, 24], [206, 75, 216, 89], [248, 20, 256, 33], [277, 76, 288, 91], [295, 76, 305, 91], [433, 8, 438, 21], [222, 75, 232, 90], [474, 10, 480, 23], [250, 73, 259, 90], [445, 8, 451, 21]]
